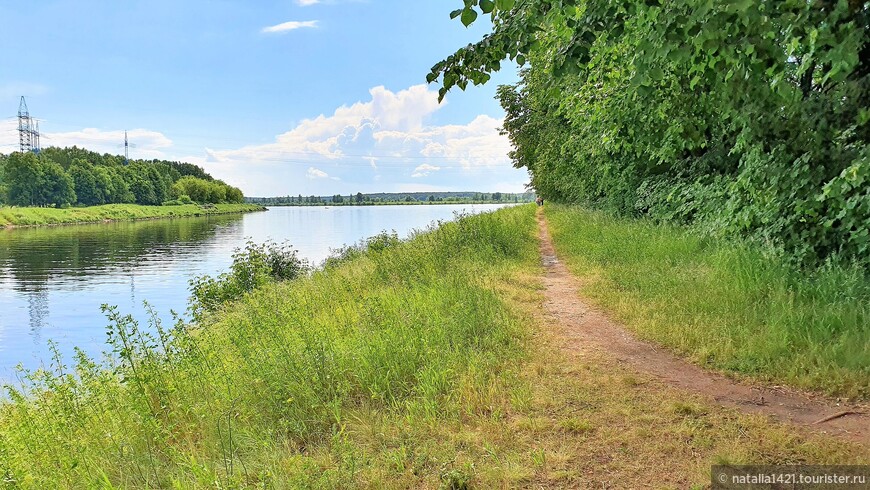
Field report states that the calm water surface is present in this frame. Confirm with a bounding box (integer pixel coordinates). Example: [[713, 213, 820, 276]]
[[0, 204, 510, 378]]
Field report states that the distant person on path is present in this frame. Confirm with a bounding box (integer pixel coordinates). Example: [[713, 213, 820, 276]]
[[536, 196, 544, 207]]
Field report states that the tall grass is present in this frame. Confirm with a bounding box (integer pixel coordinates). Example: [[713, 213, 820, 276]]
[[545, 205, 870, 399], [0, 203, 265, 228], [0, 205, 538, 488]]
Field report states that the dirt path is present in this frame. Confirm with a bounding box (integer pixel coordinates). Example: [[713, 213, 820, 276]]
[[536, 209, 869, 446]]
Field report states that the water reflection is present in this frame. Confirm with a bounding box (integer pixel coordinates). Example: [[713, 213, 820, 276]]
[[0, 214, 245, 375], [28, 289, 49, 343], [0, 214, 243, 292]]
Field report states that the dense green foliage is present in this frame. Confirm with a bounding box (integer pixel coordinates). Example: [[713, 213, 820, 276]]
[[0, 147, 244, 207], [547, 205, 869, 399], [172, 176, 244, 205], [190, 241, 309, 319], [0, 205, 538, 487], [432, 0, 869, 265]]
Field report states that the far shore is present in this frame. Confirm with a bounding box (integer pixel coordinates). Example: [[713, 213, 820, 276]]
[[0, 203, 266, 230]]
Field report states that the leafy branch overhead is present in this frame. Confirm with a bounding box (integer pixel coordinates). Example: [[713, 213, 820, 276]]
[[431, 1, 867, 98], [429, 0, 870, 265]]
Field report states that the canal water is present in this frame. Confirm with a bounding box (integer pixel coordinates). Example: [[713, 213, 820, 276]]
[[0, 204, 510, 378]]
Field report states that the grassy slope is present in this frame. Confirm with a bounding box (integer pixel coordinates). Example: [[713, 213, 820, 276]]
[[0, 203, 266, 227], [545, 204, 870, 400], [0, 205, 865, 489]]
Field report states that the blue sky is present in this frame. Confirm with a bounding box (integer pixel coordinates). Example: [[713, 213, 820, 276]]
[[0, 1, 527, 196]]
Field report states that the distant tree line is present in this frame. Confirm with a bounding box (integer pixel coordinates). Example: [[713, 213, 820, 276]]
[[0, 147, 243, 207], [247, 191, 536, 206]]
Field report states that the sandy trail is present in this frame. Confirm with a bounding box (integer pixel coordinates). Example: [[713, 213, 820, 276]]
[[536, 209, 869, 445]]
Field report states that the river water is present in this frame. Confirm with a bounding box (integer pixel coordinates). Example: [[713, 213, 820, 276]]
[[0, 204, 510, 379]]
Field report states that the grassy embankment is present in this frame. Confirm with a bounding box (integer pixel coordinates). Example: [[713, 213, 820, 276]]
[[0, 205, 865, 488], [0, 203, 266, 228], [546, 204, 870, 400]]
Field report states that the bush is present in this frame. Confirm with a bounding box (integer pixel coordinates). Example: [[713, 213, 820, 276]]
[[323, 231, 401, 268], [189, 240, 308, 319]]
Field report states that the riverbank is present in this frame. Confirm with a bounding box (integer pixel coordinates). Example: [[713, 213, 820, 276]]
[[1, 205, 865, 488], [0, 203, 266, 228], [546, 204, 870, 400]]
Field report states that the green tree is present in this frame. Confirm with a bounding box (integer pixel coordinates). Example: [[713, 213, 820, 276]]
[[5, 152, 45, 206], [431, 0, 870, 265], [0, 154, 9, 205], [225, 185, 243, 203], [40, 159, 77, 207], [69, 159, 105, 206]]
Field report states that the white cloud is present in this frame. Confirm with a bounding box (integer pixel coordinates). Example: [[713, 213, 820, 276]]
[[306, 166, 330, 179], [411, 163, 440, 178], [261, 20, 319, 34], [204, 85, 506, 171], [297, 0, 320, 5]]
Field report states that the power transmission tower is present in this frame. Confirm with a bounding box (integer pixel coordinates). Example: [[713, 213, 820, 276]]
[[119, 130, 137, 165], [18, 97, 33, 153], [33, 120, 41, 153], [17, 97, 41, 153]]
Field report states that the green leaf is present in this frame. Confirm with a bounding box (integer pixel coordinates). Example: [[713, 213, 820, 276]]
[[461, 8, 478, 27], [480, 0, 495, 14]]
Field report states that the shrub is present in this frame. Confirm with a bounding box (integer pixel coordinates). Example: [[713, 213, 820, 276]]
[[189, 241, 308, 318]]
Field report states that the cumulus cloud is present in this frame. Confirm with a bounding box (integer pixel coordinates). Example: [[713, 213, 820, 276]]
[[205, 85, 508, 170], [306, 167, 330, 179], [297, 0, 320, 5], [261, 20, 319, 33], [411, 164, 440, 178]]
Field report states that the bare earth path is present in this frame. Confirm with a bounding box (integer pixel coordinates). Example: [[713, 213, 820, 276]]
[[536, 209, 869, 446]]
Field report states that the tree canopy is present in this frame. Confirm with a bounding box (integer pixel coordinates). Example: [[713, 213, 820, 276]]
[[0, 147, 245, 207], [431, 0, 869, 265]]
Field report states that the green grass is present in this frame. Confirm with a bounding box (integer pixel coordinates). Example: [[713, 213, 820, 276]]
[[0, 205, 540, 488], [545, 204, 870, 400], [0, 203, 266, 228], [0, 204, 865, 489]]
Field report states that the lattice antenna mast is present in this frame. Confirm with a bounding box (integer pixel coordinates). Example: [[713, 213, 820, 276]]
[[18, 97, 33, 153], [124, 130, 129, 164]]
